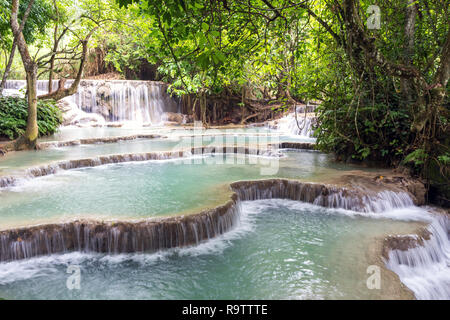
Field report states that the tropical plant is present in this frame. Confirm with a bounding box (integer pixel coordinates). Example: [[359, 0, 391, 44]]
[[0, 96, 61, 139]]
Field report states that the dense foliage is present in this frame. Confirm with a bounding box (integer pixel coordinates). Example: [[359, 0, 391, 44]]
[[0, 0, 448, 202], [0, 0, 54, 78], [0, 97, 62, 139], [0, 0, 53, 46], [112, 0, 448, 181]]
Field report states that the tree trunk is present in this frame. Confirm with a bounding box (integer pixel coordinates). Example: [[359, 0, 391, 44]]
[[19, 69, 39, 148], [0, 40, 17, 95], [48, 2, 59, 93], [48, 46, 56, 94], [10, 0, 39, 149], [200, 91, 207, 126], [400, 0, 417, 106], [240, 85, 246, 124]]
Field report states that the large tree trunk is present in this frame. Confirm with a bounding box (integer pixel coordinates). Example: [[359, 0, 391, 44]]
[[17, 68, 39, 149], [10, 0, 39, 149], [240, 85, 246, 124], [48, 2, 59, 93], [200, 90, 207, 126]]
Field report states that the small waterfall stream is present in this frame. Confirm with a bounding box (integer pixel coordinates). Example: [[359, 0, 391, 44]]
[[277, 115, 315, 137], [386, 214, 450, 299], [3, 79, 62, 95], [272, 106, 316, 137], [233, 180, 450, 299]]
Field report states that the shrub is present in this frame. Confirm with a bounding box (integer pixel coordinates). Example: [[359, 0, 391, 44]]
[[0, 97, 62, 140]]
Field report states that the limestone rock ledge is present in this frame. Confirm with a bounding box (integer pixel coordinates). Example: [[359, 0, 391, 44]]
[[0, 178, 423, 262]]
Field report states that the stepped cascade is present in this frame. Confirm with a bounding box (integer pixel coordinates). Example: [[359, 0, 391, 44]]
[[0, 178, 426, 261], [0, 124, 448, 299], [0, 0, 447, 303], [0, 82, 447, 301], [3, 79, 179, 126]]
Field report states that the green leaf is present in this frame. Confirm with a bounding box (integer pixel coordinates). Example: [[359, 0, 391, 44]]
[[215, 50, 226, 62]]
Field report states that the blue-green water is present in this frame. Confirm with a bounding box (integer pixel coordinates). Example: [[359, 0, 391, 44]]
[[0, 127, 430, 300], [0, 151, 372, 229], [0, 128, 311, 175], [0, 200, 421, 299]]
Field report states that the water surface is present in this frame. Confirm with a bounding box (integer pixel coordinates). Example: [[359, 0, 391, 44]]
[[0, 200, 422, 300]]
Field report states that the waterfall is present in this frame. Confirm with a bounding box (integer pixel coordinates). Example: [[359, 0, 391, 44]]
[[312, 189, 415, 213], [280, 115, 315, 137], [0, 178, 417, 262], [70, 80, 174, 125], [385, 215, 450, 299], [232, 179, 450, 299], [272, 106, 316, 137], [0, 175, 446, 299], [2, 79, 62, 96], [230, 179, 417, 213], [0, 198, 241, 261], [4, 80, 26, 90], [2, 80, 26, 97], [2, 80, 178, 126]]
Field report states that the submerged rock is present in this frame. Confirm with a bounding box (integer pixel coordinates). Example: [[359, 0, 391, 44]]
[[164, 112, 193, 125]]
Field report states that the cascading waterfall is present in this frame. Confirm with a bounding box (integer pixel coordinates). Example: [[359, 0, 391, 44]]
[[279, 115, 315, 137], [232, 179, 450, 299], [312, 189, 415, 213], [272, 106, 316, 137], [0, 199, 241, 261], [361, 191, 415, 213], [1, 173, 449, 298], [3, 80, 26, 90], [2, 79, 178, 126], [2, 79, 62, 96], [385, 215, 450, 300], [0, 178, 423, 262], [230, 179, 416, 213], [0, 147, 447, 299], [1, 80, 26, 97], [71, 80, 173, 125]]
